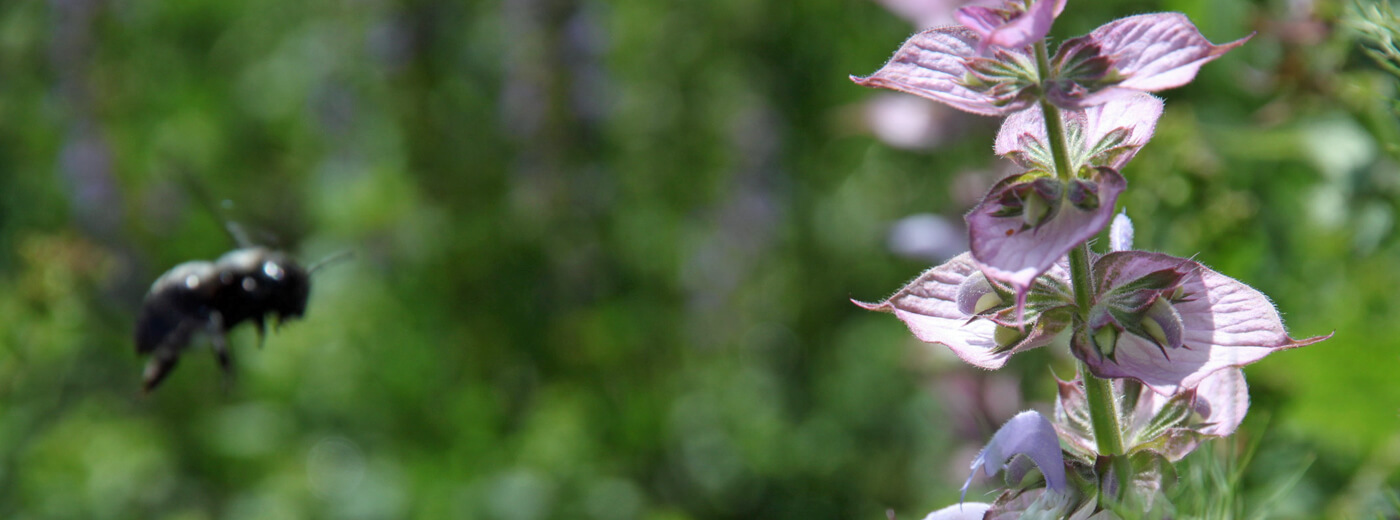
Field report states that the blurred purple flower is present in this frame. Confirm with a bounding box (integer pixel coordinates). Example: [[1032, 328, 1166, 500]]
[[875, 0, 983, 29], [860, 1, 988, 150], [862, 94, 961, 150], [888, 213, 968, 263]]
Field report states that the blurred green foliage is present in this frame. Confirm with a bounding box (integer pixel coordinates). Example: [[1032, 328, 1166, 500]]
[[1, 0, 1399, 518]]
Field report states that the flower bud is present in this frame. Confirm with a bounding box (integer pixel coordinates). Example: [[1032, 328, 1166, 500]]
[[1170, 285, 1186, 302], [1140, 297, 1183, 349], [1022, 189, 1052, 227], [956, 272, 1003, 315], [975, 292, 1004, 314], [1092, 326, 1119, 357], [1109, 211, 1134, 252], [995, 324, 1026, 348], [1141, 316, 1169, 347]]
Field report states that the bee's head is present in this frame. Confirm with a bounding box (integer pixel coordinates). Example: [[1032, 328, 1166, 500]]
[[259, 252, 311, 321]]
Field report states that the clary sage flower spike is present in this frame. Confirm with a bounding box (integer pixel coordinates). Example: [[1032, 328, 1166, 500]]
[[852, 0, 1328, 516]]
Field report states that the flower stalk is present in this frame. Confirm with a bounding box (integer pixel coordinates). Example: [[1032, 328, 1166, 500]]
[[1035, 40, 1125, 463]]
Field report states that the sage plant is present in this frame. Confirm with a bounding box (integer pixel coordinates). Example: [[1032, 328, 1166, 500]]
[[852, 1, 1331, 516]]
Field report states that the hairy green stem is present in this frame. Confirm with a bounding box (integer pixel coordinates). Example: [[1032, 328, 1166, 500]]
[[1034, 41, 1126, 462]]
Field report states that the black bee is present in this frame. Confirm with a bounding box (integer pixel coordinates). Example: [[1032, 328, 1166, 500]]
[[135, 247, 323, 392]]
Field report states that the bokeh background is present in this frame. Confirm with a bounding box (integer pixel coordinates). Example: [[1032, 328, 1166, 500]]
[[1, 0, 1398, 518]]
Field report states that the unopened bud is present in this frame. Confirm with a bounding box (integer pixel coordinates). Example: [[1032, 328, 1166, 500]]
[[1110, 212, 1134, 252], [974, 292, 1004, 314], [994, 324, 1025, 348], [1022, 191, 1051, 227], [1141, 297, 1181, 348], [1141, 316, 1169, 347], [1092, 326, 1119, 357]]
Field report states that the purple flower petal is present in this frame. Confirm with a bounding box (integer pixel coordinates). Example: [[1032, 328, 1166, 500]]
[[963, 411, 1069, 501], [1082, 252, 1331, 395], [956, 0, 1066, 52], [968, 168, 1126, 306], [851, 27, 1034, 116], [854, 253, 1062, 369], [1089, 13, 1250, 92], [995, 93, 1164, 171]]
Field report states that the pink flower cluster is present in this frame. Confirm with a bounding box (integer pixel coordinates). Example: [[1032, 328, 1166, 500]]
[[852, 0, 1329, 515]]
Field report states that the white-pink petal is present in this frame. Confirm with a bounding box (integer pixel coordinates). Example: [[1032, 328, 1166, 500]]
[[1085, 252, 1329, 395], [851, 26, 1031, 116], [1089, 13, 1250, 92], [993, 105, 1049, 161], [1193, 368, 1248, 437], [1079, 92, 1163, 169], [994, 92, 1163, 170], [854, 254, 1012, 369]]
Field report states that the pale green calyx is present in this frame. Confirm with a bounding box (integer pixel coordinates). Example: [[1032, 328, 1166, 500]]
[[995, 324, 1026, 347], [1092, 326, 1118, 357], [975, 291, 1005, 314], [1141, 316, 1170, 347], [1022, 190, 1052, 227]]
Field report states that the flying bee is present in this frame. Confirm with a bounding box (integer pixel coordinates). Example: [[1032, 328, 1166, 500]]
[[134, 245, 347, 392]]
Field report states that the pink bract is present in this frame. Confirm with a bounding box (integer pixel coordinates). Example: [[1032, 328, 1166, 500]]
[[850, 27, 1033, 116], [995, 92, 1164, 172], [1081, 251, 1330, 395], [1090, 13, 1251, 93], [967, 168, 1125, 310], [853, 253, 1069, 369]]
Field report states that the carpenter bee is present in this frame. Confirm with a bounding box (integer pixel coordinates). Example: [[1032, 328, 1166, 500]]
[[134, 245, 345, 392]]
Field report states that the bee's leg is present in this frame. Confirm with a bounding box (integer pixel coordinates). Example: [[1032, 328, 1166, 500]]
[[253, 316, 266, 349], [142, 352, 179, 393], [207, 312, 235, 380], [227, 222, 253, 249], [141, 321, 197, 393]]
